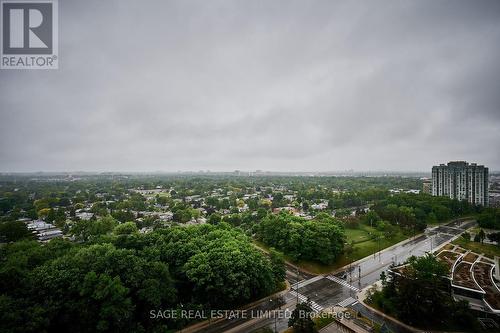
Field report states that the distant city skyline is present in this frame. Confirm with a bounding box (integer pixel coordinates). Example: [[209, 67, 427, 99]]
[[1, 0, 500, 172], [2, 167, 499, 175]]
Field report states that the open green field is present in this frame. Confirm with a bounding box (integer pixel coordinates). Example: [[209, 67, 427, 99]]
[[335, 225, 407, 269], [255, 224, 409, 274], [345, 227, 373, 244], [452, 238, 500, 259]]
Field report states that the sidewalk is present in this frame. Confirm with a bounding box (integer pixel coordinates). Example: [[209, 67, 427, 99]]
[[330, 233, 426, 276], [181, 280, 291, 333], [332, 217, 476, 276], [320, 306, 372, 333], [223, 299, 297, 333], [183, 218, 473, 333], [320, 319, 371, 333]]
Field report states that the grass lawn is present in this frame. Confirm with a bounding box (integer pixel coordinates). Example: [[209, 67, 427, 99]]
[[254, 224, 410, 274], [452, 238, 500, 259], [335, 227, 407, 268], [345, 227, 373, 244], [253, 240, 336, 274]]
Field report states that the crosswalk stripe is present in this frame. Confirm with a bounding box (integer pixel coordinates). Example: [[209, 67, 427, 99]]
[[289, 290, 324, 313], [337, 297, 357, 307], [291, 275, 324, 289], [326, 275, 361, 292]]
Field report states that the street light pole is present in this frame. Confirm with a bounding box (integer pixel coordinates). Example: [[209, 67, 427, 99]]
[[274, 313, 277, 333], [270, 299, 277, 333], [296, 267, 299, 305], [358, 265, 361, 286], [348, 256, 353, 296], [378, 235, 381, 262], [179, 304, 184, 333]]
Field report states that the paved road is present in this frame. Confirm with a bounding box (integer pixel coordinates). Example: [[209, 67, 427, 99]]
[[189, 219, 475, 333], [284, 262, 316, 284], [337, 219, 476, 290]]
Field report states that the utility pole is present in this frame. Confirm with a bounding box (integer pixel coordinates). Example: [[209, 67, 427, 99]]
[[348, 256, 353, 296], [358, 265, 361, 286], [179, 303, 184, 333], [296, 266, 299, 305], [378, 235, 381, 262], [270, 299, 277, 333]]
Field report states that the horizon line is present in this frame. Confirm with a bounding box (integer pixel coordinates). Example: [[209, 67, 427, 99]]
[[1, 169, 498, 175], [0, 169, 440, 174]]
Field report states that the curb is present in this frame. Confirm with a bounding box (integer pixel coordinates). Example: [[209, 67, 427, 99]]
[[329, 233, 426, 276], [180, 280, 291, 333], [331, 217, 477, 276]]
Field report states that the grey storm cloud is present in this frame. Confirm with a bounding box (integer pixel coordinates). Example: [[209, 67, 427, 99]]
[[1, 0, 500, 172]]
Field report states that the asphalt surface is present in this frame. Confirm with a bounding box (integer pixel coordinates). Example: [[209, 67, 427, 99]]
[[188, 219, 475, 333]]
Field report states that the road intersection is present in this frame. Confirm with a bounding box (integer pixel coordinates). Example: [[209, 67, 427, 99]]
[[189, 218, 475, 333]]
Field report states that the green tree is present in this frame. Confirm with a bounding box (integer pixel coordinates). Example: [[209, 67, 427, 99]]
[[0, 221, 32, 242], [477, 208, 500, 229], [488, 232, 500, 245], [478, 229, 486, 243], [79, 272, 133, 332], [386, 254, 453, 326], [257, 213, 345, 264], [208, 212, 222, 225], [71, 216, 118, 242], [184, 232, 276, 306], [363, 211, 380, 227], [269, 248, 286, 283], [113, 221, 138, 235], [288, 302, 317, 333]]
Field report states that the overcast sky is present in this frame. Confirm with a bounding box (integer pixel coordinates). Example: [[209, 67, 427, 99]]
[[1, 0, 500, 172]]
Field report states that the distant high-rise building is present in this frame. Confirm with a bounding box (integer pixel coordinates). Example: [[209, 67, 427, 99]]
[[432, 161, 489, 206], [422, 180, 432, 194]]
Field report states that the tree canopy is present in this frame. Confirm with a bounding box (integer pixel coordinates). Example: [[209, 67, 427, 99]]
[[257, 212, 345, 264], [368, 254, 478, 330], [0, 223, 284, 333]]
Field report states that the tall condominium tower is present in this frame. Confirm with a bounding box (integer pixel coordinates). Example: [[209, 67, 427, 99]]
[[432, 161, 489, 206]]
